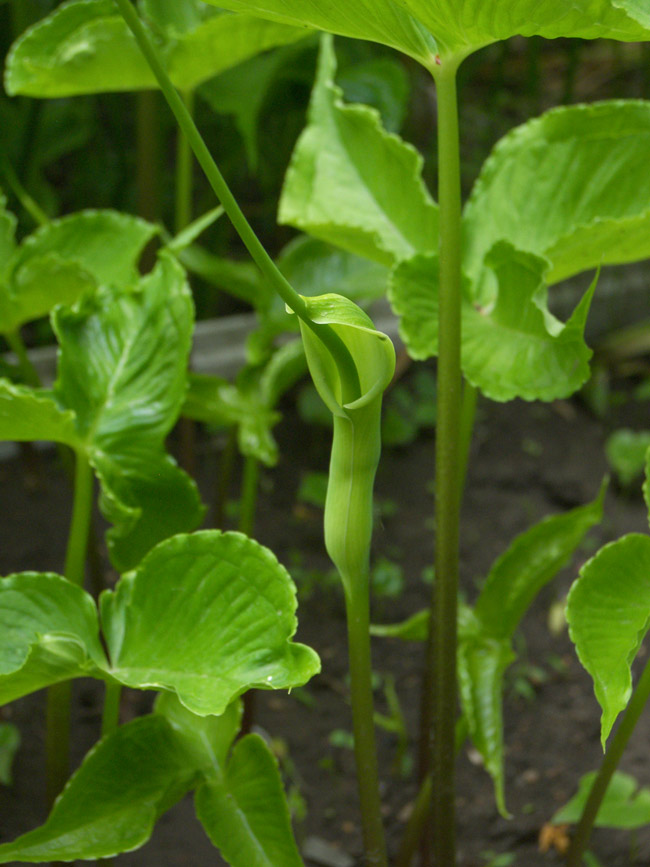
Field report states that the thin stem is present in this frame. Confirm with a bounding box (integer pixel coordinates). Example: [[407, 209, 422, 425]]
[[423, 58, 464, 867], [175, 90, 195, 234], [566, 656, 650, 867], [344, 580, 388, 867], [112, 0, 360, 400], [45, 453, 94, 806], [396, 775, 432, 867], [101, 682, 122, 737], [0, 154, 49, 227], [213, 426, 238, 528], [238, 455, 260, 538], [5, 329, 42, 388]]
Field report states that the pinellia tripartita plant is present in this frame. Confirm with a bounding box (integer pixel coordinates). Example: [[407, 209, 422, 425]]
[[6, 1, 650, 865]]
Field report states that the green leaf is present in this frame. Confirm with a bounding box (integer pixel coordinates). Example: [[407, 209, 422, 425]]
[[0, 572, 107, 705], [2, 255, 97, 335], [279, 36, 438, 266], [196, 734, 304, 867], [0, 381, 80, 446], [606, 429, 650, 487], [0, 193, 17, 280], [200, 0, 437, 65], [183, 372, 281, 466], [11, 209, 157, 289], [0, 723, 20, 786], [53, 253, 203, 570], [6, 0, 309, 95], [567, 533, 650, 745], [100, 531, 321, 714], [337, 56, 410, 134], [464, 102, 650, 285], [0, 714, 198, 862], [389, 243, 596, 402], [370, 609, 429, 640], [399, 0, 650, 59], [457, 612, 514, 818], [474, 481, 606, 638], [554, 771, 650, 829]]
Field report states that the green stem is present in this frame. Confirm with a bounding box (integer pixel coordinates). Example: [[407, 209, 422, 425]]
[[396, 774, 432, 867], [429, 58, 464, 867], [101, 682, 122, 737], [5, 329, 42, 388], [566, 656, 650, 867], [344, 580, 388, 867], [238, 455, 260, 538], [45, 453, 94, 806], [0, 155, 49, 227], [136, 90, 161, 224], [175, 90, 195, 234], [213, 426, 237, 528], [112, 0, 360, 399]]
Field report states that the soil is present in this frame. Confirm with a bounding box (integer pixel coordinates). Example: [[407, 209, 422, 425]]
[[2, 363, 650, 867]]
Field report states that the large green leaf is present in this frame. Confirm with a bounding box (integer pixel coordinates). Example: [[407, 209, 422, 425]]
[[203, 0, 650, 63], [567, 533, 650, 745], [196, 734, 304, 867], [53, 253, 204, 570], [101, 531, 321, 714], [464, 101, 650, 286], [554, 771, 650, 829], [10, 210, 157, 288], [399, 0, 650, 59], [474, 482, 606, 638], [0, 714, 198, 862], [6, 0, 308, 96], [279, 36, 438, 266], [0, 692, 303, 864], [0, 210, 155, 335], [389, 243, 596, 402], [201, 0, 437, 64], [0, 573, 107, 705]]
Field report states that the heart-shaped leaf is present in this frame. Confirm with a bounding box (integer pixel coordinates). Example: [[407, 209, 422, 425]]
[[464, 101, 650, 286], [279, 36, 438, 266], [101, 531, 321, 714], [6, 0, 308, 96], [568, 533, 650, 745], [389, 243, 596, 402]]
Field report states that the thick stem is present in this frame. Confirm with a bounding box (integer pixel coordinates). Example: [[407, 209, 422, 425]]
[[45, 453, 94, 806], [566, 656, 650, 867], [420, 59, 463, 867], [396, 775, 433, 867], [112, 0, 360, 399], [344, 580, 388, 867]]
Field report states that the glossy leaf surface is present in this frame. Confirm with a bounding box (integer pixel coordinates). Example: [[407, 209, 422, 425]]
[[568, 533, 650, 745], [202, 0, 650, 63], [279, 36, 438, 266], [101, 531, 321, 714], [201, 0, 437, 64], [0, 381, 79, 445], [389, 243, 596, 401], [0, 573, 107, 705], [1, 210, 155, 335], [6, 0, 307, 96], [196, 734, 304, 866], [464, 102, 650, 286]]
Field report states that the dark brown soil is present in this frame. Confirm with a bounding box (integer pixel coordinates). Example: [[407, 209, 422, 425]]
[[2, 369, 650, 867]]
